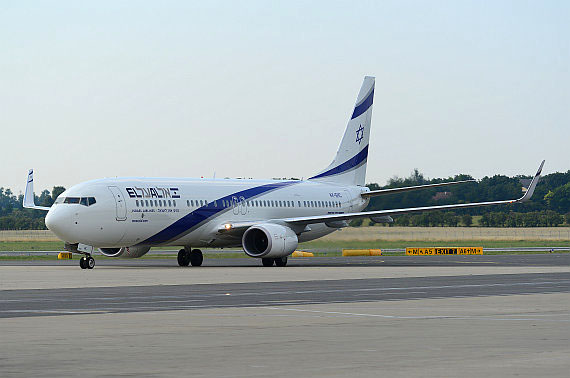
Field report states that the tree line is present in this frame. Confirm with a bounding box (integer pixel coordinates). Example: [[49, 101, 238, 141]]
[[0, 168, 568, 229], [360, 168, 570, 227]]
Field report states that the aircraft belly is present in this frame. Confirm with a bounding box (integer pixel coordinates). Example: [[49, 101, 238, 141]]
[[298, 223, 337, 243]]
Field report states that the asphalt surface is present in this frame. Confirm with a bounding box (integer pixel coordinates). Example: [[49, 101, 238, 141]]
[[1, 272, 569, 319], [2, 254, 570, 377]]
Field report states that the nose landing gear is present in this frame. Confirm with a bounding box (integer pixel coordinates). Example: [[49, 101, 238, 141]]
[[177, 248, 203, 267], [79, 255, 95, 269]]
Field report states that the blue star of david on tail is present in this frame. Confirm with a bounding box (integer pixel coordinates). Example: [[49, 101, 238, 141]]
[[355, 124, 364, 145]]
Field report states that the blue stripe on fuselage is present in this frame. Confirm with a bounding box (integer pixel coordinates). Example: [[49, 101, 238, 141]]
[[138, 181, 299, 245], [308, 145, 368, 180], [351, 88, 374, 119]]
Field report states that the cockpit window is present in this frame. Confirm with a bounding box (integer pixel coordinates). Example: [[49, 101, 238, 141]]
[[61, 197, 96, 206]]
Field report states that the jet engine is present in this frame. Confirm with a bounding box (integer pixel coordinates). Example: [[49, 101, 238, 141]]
[[242, 223, 298, 258], [99, 246, 151, 258]]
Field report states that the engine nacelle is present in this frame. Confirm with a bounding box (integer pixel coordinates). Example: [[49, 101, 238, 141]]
[[99, 246, 151, 258], [242, 223, 298, 258]]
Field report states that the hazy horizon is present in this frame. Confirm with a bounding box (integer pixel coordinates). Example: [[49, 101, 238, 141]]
[[2, 1, 568, 195]]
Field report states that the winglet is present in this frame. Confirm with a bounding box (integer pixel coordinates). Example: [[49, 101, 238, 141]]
[[23, 169, 51, 211], [518, 160, 544, 202]]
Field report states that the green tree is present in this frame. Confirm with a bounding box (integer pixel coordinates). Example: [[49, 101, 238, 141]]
[[52, 186, 66, 202], [546, 183, 570, 213], [461, 214, 472, 227]]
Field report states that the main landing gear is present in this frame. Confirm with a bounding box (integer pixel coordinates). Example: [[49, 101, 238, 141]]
[[79, 255, 95, 269], [261, 257, 288, 267], [178, 249, 203, 267]]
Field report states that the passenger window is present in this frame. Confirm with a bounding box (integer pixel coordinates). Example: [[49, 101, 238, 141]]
[[187, 200, 190, 207], [173, 200, 176, 207], [136, 200, 139, 207], [168, 200, 171, 207]]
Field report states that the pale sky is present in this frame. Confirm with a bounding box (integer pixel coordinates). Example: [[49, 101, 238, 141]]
[[2, 1, 568, 194]]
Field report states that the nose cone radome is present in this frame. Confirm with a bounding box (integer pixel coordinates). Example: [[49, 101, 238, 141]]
[[45, 207, 73, 242]]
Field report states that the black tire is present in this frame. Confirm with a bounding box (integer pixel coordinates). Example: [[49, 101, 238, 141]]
[[262, 258, 275, 267], [79, 257, 87, 269], [177, 249, 190, 266], [275, 256, 288, 267], [190, 249, 203, 267], [87, 256, 95, 269]]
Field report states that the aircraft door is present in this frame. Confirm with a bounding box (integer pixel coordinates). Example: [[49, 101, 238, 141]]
[[343, 190, 353, 212], [108, 186, 127, 221], [239, 196, 247, 215], [232, 196, 239, 215]]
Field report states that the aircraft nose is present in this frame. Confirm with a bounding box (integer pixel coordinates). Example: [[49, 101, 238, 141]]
[[45, 207, 72, 241]]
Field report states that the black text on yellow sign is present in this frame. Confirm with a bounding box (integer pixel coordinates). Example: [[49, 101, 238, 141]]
[[405, 247, 483, 256]]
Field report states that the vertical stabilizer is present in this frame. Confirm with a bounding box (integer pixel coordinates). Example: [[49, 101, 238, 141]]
[[309, 76, 374, 186]]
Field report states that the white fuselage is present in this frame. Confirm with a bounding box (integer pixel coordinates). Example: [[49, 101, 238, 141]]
[[45, 178, 370, 249]]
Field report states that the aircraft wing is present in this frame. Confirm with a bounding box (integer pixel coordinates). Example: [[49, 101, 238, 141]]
[[23, 169, 51, 211], [219, 160, 544, 234]]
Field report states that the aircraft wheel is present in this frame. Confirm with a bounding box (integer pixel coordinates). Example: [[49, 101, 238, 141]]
[[177, 249, 190, 267], [86, 256, 95, 269], [79, 257, 87, 269], [275, 256, 288, 267], [262, 258, 275, 267], [190, 249, 203, 267]]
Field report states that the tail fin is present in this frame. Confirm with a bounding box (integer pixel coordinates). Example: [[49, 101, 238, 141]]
[[309, 76, 374, 186]]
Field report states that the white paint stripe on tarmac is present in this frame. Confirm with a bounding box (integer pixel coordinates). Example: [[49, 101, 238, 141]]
[[261, 307, 570, 322]]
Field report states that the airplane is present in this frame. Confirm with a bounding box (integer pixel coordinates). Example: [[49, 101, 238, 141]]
[[23, 76, 544, 269]]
